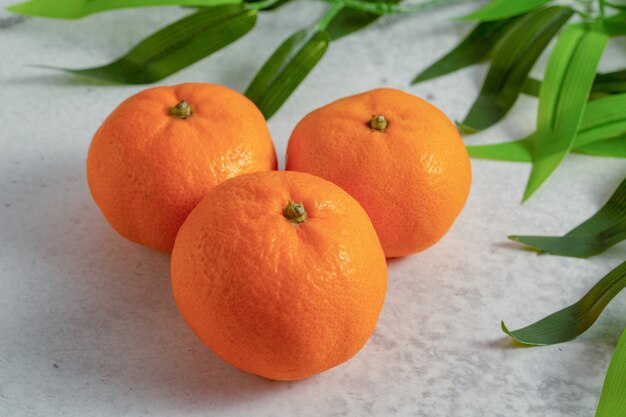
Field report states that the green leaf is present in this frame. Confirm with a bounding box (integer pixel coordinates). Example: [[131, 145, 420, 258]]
[[602, 11, 626, 36], [607, 1, 626, 10], [521, 77, 542, 97], [7, 0, 240, 19], [460, 0, 551, 22], [524, 69, 626, 98], [245, 28, 329, 119], [458, 6, 573, 133], [575, 134, 626, 158], [467, 93, 626, 161], [466, 135, 534, 162], [327, 0, 399, 40], [510, 177, 626, 257], [243, 0, 289, 11], [574, 93, 626, 147], [594, 69, 626, 94], [502, 261, 626, 345], [411, 17, 520, 84], [524, 27, 609, 201], [58, 5, 256, 84], [595, 329, 626, 417]]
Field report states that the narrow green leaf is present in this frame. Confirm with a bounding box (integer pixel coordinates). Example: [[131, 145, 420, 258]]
[[502, 261, 626, 345], [327, 0, 399, 40], [459, 6, 573, 133], [466, 135, 534, 162], [467, 94, 626, 161], [524, 28, 609, 201], [243, 0, 289, 10], [602, 11, 626, 36], [607, 1, 626, 10], [521, 77, 542, 97], [327, 9, 378, 40], [7, 0, 239, 19], [460, 0, 551, 22], [411, 17, 520, 84], [510, 177, 626, 257], [595, 329, 626, 417], [575, 135, 626, 158], [245, 28, 329, 119], [524, 70, 626, 98], [594, 69, 626, 94], [574, 93, 626, 147], [58, 6, 256, 84]]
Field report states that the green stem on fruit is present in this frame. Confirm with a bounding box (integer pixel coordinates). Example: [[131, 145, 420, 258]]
[[369, 115, 388, 132], [169, 100, 192, 119], [284, 201, 307, 224]]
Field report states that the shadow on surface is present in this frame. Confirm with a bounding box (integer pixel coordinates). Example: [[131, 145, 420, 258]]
[[2, 153, 296, 415]]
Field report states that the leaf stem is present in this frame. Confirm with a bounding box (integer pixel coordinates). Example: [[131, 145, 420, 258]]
[[599, 0, 607, 19], [316, 2, 344, 30], [321, 0, 458, 15], [605, 1, 626, 9], [245, 0, 282, 11]]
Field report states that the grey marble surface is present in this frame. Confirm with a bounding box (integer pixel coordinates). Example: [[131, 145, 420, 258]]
[[1, 2, 625, 416]]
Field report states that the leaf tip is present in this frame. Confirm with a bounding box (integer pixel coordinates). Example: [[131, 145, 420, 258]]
[[501, 320, 512, 336], [410, 74, 425, 85], [456, 120, 478, 134], [521, 185, 536, 203], [6, 3, 23, 13]]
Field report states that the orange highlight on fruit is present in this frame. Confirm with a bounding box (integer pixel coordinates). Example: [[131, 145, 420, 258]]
[[171, 171, 387, 381], [286, 88, 471, 258], [87, 83, 277, 252]]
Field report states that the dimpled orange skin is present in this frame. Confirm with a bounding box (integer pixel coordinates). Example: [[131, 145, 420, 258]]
[[87, 83, 277, 252], [171, 171, 387, 381], [286, 88, 471, 258]]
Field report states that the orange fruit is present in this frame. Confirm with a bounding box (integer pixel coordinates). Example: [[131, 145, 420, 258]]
[[87, 83, 277, 252], [171, 171, 387, 381], [286, 88, 471, 258]]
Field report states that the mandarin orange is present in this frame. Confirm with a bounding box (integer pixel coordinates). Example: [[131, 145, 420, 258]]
[[286, 88, 471, 257], [171, 171, 387, 381], [87, 83, 277, 252]]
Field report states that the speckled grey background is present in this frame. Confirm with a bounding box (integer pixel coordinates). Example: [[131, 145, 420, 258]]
[[1, 1, 625, 416]]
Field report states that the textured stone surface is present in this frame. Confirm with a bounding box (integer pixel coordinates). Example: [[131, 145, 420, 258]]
[[1, 2, 625, 416]]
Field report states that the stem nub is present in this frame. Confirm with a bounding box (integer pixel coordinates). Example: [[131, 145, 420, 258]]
[[284, 201, 307, 224], [369, 115, 388, 132], [169, 100, 192, 119]]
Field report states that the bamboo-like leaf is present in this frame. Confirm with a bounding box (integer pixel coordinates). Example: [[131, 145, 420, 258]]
[[467, 94, 626, 161], [327, 0, 399, 40], [595, 329, 626, 417], [244, 0, 289, 10], [7, 0, 239, 19], [523, 69, 626, 98], [602, 11, 626, 37], [58, 5, 256, 84], [502, 261, 626, 345], [327, 9, 379, 40], [245, 28, 329, 119], [466, 135, 535, 162], [521, 77, 542, 97], [575, 135, 626, 158], [524, 27, 609, 201], [458, 6, 573, 133], [574, 94, 626, 147], [411, 17, 520, 84], [594, 69, 626, 94], [510, 177, 626, 258], [461, 0, 551, 22]]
